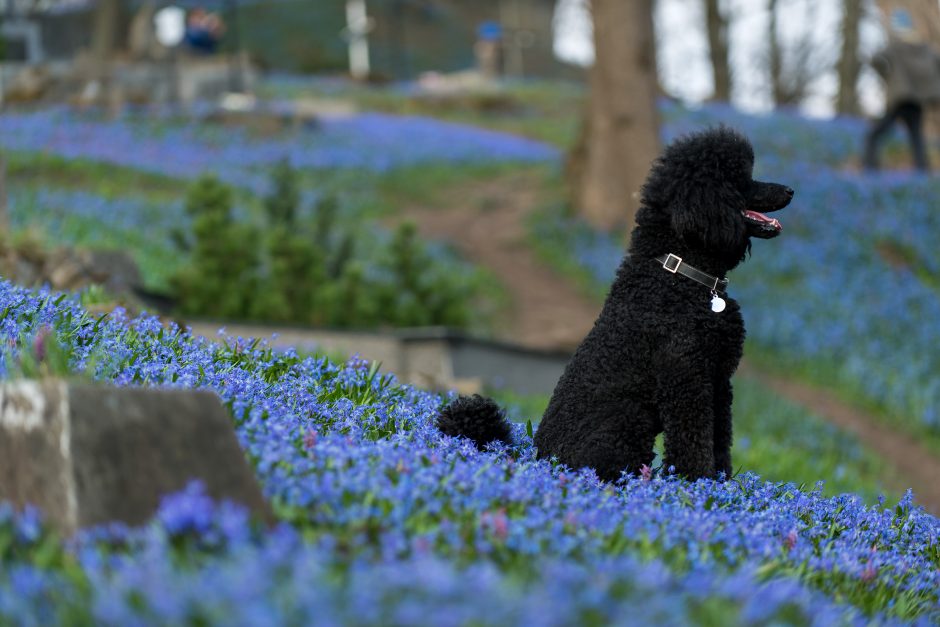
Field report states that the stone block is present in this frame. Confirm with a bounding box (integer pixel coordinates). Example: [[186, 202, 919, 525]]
[[0, 380, 271, 535]]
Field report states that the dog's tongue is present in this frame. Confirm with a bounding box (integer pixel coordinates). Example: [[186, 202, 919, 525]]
[[744, 210, 782, 231]]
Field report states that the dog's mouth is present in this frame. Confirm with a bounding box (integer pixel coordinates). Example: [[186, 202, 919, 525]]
[[742, 210, 783, 239], [743, 182, 792, 239]]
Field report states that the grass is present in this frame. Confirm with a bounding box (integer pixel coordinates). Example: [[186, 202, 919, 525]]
[[4, 150, 181, 202], [745, 344, 940, 460]]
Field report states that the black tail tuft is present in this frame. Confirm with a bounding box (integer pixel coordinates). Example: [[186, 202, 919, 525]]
[[436, 394, 513, 450]]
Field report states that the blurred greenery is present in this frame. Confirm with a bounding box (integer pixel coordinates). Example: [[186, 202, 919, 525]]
[[169, 166, 499, 331]]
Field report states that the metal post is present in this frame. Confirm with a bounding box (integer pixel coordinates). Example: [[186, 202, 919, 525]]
[[346, 0, 371, 80]]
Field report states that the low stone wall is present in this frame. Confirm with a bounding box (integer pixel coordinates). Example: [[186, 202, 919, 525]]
[[188, 323, 571, 396]]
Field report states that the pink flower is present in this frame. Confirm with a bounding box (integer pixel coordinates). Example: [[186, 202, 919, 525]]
[[482, 509, 509, 541], [413, 537, 431, 554], [639, 464, 653, 482], [860, 563, 878, 583], [33, 326, 51, 363], [784, 529, 798, 551], [303, 430, 317, 450]]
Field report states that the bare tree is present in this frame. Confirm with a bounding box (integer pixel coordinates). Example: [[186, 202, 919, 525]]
[[705, 0, 732, 101], [567, 0, 661, 231], [767, 0, 827, 107], [836, 0, 864, 115]]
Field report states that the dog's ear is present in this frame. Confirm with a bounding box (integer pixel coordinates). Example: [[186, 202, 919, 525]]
[[670, 178, 748, 253]]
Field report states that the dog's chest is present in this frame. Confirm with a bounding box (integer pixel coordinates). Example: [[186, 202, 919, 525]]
[[686, 299, 746, 360]]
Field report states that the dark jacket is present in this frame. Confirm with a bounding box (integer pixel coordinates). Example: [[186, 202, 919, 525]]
[[872, 39, 940, 107]]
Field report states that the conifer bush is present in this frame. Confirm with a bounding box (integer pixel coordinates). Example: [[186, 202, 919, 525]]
[[171, 175, 259, 319], [170, 164, 493, 330]]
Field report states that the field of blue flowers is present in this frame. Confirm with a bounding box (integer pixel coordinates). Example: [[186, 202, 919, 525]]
[[0, 106, 558, 194], [1, 84, 939, 623], [0, 282, 937, 624]]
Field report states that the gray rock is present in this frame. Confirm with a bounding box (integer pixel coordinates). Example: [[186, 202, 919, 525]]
[[78, 249, 144, 294], [0, 380, 271, 535]]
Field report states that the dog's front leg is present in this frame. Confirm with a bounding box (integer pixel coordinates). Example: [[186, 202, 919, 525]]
[[712, 377, 733, 480], [656, 351, 716, 480]]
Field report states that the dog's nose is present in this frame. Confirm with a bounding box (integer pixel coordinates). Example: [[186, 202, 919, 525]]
[[785, 187, 795, 198]]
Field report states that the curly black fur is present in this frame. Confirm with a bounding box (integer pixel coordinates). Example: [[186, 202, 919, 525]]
[[533, 126, 793, 482], [435, 127, 792, 483], [436, 395, 513, 450]]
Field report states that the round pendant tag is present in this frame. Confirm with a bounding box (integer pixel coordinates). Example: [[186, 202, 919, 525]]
[[710, 295, 726, 313]]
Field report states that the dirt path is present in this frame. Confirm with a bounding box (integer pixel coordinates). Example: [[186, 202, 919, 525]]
[[397, 173, 940, 516], [394, 171, 600, 351], [740, 364, 940, 516]]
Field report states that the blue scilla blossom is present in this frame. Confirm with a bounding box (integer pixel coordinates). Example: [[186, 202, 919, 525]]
[[0, 107, 559, 187], [0, 279, 937, 622]]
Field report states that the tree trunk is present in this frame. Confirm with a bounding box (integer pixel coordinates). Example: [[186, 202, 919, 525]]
[[571, 0, 661, 231], [90, 0, 121, 88], [768, 0, 784, 106], [705, 0, 732, 101], [836, 0, 863, 115]]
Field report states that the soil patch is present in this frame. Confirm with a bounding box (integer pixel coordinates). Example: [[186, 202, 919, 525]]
[[393, 170, 600, 351]]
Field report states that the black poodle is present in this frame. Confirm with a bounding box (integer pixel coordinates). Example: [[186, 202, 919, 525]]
[[438, 126, 793, 482]]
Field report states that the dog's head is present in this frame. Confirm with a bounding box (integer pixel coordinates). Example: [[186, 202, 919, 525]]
[[635, 126, 792, 268]]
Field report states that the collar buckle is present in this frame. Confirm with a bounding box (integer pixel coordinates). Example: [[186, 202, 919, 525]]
[[662, 253, 682, 273]]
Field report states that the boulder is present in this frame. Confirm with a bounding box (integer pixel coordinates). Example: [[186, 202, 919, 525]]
[[0, 380, 271, 535]]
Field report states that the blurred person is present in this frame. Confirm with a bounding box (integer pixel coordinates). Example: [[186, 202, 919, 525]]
[[475, 21, 503, 80], [863, 9, 940, 172], [184, 7, 226, 55]]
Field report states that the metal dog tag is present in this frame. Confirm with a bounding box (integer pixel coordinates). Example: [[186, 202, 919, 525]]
[[710, 293, 726, 313]]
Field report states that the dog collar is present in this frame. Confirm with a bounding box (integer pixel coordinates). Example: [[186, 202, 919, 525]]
[[655, 253, 729, 312]]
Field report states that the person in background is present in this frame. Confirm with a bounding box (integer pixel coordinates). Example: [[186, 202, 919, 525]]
[[474, 21, 503, 81], [863, 9, 940, 172], [184, 7, 226, 55]]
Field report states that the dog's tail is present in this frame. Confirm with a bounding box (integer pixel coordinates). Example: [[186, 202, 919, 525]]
[[436, 394, 514, 450]]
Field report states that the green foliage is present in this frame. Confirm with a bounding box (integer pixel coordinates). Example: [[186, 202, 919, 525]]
[[171, 176, 259, 319], [263, 224, 324, 323], [374, 221, 478, 328], [5, 324, 75, 380], [170, 163, 490, 330], [264, 158, 300, 227]]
